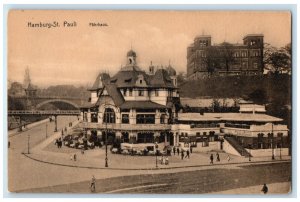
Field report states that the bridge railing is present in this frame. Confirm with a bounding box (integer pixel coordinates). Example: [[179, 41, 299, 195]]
[[8, 110, 81, 116]]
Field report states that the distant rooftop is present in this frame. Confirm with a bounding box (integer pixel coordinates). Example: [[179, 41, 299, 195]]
[[178, 113, 283, 122]]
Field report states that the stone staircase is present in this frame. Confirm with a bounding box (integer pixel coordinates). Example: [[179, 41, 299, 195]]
[[225, 136, 252, 157]]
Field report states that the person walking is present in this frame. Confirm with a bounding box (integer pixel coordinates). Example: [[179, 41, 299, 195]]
[[177, 147, 180, 156], [165, 156, 169, 165], [261, 183, 268, 194], [227, 154, 231, 162], [210, 154, 214, 164], [216, 152, 220, 162], [90, 175, 96, 192], [73, 153, 77, 161], [190, 147, 193, 154], [185, 149, 190, 159], [173, 147, 176, 156], [181, 150, 184, 160]]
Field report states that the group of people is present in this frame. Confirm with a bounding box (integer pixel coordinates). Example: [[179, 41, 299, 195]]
[[209, 152, 231, 164], [159, 155, 169, 165], [55, 138, 63, 148], [172, 146, 192, 160], [70, 153, 77, 161]]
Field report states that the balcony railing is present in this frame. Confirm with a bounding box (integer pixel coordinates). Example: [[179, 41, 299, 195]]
[[80, 122, 171, 131], [191, 123, 220, 128], [224, 123, 250, 129], [8, 110, 81, 116]]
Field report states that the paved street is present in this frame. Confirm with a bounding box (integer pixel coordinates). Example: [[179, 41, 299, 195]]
[[21, 162, 291, 194], [7, 117, 292, 194]]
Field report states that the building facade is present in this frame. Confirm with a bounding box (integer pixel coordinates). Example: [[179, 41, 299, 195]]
[[80, 50, 179, 148], [187, 34, 264, 79], [80, 50, 289, 157]]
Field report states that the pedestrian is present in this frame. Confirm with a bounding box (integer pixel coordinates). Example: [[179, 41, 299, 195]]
[[185, 149, 190, 159], [227, 154, 231, 162], [64, 127, 67, 132], [8, 141, 10, 148], [70, 155, 73, 161], [181, 150, 184, 160], [190, 147, 193, 154], [90, 175, 96, 192], [162, 156, 166, 165], [165, 156, 169, 165], [160, 155, 163, 165], [177, 147, 180, 156], [81, 148, 85, 155], [55, 139, 59, 148], [74, 153, 77, 161], [61, 129, 64, 136], [261, 183, 268, 194], [210, 154, 214, 164], [173, 147, 176, 156], [216, 152, 220, 162]]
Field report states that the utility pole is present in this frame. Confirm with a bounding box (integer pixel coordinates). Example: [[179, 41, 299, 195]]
[[27, 133, 30, 154], [272, 123, 275, 160]]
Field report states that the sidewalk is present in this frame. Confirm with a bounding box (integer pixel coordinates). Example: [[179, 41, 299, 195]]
[[26, 128, 291, 170], [8, 118, 49, 137], [209, 182, 291, 194]]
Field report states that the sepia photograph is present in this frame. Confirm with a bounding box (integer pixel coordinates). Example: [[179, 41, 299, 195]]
[[6, 9, 292, 195]]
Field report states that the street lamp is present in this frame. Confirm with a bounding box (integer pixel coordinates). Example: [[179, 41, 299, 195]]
[[27, 133, 30, 154], [155, 142, 158, 168], [271, 124, 275, 160], [271, 135, 275, 160], [104, 106, 108, 168], [248, 144, 251, 162], [46, 123, 48, 138]]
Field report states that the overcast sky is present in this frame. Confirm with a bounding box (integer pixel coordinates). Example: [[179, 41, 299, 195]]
[[8, 10, 291, 87]]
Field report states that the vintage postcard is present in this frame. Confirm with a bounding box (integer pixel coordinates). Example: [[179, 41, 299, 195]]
[[7, 10, 292, 194]]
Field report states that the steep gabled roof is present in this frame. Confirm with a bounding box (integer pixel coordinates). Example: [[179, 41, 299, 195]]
[[150, 69, 174, 88], [89, 73, 110, 91], [104, 84, 125, 106], [109, 67, 150, 88]]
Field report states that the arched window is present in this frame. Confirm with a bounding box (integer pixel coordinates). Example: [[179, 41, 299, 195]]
[[103, 108, 115, 123]]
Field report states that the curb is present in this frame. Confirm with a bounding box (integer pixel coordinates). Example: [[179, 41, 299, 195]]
[[22, 152, 291, 171]]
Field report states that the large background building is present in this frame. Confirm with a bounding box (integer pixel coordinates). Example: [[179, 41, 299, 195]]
[[187, 34, 264, 79]]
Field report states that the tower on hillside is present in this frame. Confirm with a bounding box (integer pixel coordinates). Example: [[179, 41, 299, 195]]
[[23, 67, 31, 89]]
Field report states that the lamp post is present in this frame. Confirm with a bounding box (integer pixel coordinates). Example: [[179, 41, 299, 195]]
[[155, 142, 158, 168], [271, 124, 275, 160], [280, 142, 282, 160], [27, 133, 30, 154], [46, 123, 48, 138], [248, 144, 251, 162], [105, 108, 108, 168]]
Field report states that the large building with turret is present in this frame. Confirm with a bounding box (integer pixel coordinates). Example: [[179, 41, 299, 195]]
[[80, 50, 180, 148], [187, 34, 264, 79]]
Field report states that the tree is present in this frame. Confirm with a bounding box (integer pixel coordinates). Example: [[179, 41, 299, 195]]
[[248, 89, 267, 105], [264, 43, 291, 74], [176, 72, 187, 85], [8, 81, 25, 96]]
